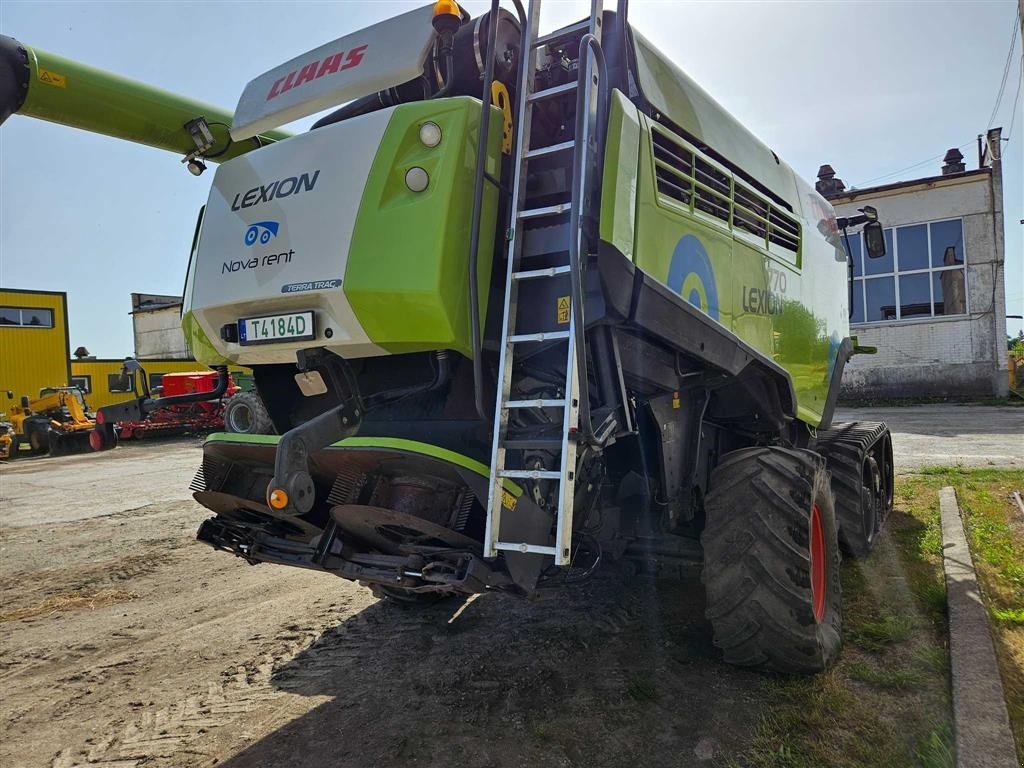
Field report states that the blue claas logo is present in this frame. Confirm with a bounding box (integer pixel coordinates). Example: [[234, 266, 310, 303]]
[[244, 221, 280, 246], [667, 234, 719, 321]]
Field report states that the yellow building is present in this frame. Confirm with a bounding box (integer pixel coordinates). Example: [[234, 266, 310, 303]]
[[0, 288, 71, 406], [72, 358, 251, 410]]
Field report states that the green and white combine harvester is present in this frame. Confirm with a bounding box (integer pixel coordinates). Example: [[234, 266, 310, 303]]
[[1, 0, 894, 672]]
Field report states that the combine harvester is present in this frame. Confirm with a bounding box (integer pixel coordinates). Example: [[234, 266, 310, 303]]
[[2, 0, 893, 671]]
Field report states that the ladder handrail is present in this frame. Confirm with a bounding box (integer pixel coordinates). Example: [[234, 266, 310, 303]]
[[467, 0, 528, 422], [567, 32, 609, 446]]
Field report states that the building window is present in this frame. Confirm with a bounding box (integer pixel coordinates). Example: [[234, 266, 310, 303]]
[[108, 372, 135, 394], [0, 306, 55, 328], [149, 373, 164, 392], [70, 375, 92, 395], [849, 217, 966, 324]]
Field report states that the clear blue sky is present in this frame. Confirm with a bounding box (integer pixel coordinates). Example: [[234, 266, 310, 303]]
[[1, 0, 1021, 358]]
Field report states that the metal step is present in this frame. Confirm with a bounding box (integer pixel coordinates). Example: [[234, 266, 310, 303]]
[[502, 437, 564, 450], [518, 203, 571, 219], [504, 398, 565, 409], [509, 330, 570, 343], [512, 265, 571, 280], [525, 140, 576, 160], [528, 81, 577, 103], [499, 468, 562, 480], [494, 542, 559, 555], [532, 20, 590, 49]]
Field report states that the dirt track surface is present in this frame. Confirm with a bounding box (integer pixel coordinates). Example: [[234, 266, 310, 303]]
[[2, 440, 762, 768], [2, 404, 1018, 767]]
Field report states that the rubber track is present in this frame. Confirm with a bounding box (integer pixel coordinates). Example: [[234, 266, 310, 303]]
[[701, 447, 842, 674], [814, 421, 890, 557]]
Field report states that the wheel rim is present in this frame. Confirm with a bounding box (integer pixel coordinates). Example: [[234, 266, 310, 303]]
[[229, 404, 252, 433], [810, 503, 826, 623]]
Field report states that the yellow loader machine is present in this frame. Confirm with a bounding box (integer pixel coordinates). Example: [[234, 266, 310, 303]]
[[2, 0, 893, 672], [4, 386, 98, 456]]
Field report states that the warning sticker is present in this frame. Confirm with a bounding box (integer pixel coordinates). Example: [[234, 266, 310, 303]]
[[38, 68, 67, 88], [501, 489, 517, 511], [556, 295, 570, 324]]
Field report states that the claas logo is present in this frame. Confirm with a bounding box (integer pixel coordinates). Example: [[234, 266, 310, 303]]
[[244, 221, 280, 247], [266, 46, 368, 101]]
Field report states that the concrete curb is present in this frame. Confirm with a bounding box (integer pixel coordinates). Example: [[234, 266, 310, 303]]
[[939, 486, 1019, 768]]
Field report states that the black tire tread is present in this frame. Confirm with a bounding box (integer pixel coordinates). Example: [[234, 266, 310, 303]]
[[224, 391, 275, 435], [701, 446, 843, 674]]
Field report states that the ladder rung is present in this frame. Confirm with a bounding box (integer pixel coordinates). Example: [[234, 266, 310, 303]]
[[532, 20, 590, 49], [513, 265, 571, 280], [502, 438, 563, 451], [504, 398, 565, 409], [495, 542, 559, 555], [525, 140, 575, 160], [499, 468, 562, 480], [509, 330, 570, 344], [518, 203, 571, 219], [528, 81, 577, 103]]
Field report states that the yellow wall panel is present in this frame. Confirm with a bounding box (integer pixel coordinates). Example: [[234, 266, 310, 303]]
[[0, 289, 70, 412]]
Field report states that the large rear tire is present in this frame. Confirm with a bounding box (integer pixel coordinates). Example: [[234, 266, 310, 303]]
[[701, 446, 842, 674], [224, 392, 274, 435]]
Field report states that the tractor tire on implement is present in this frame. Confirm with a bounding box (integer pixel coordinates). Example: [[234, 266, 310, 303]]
[[701, 447, 842, 674], [224, 392, 274, 435], [814, 422, 893, 558]]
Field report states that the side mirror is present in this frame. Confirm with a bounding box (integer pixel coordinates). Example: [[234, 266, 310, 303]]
[[5, 390, 11, 400], [864, 221, 886, 259]]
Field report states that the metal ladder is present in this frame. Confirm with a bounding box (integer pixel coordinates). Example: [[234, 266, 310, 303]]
[[484, 0, 603, 566]]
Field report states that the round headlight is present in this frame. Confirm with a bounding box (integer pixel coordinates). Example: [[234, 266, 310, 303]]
[[419, 121, 442, 148], [405, 167, 429, 192]]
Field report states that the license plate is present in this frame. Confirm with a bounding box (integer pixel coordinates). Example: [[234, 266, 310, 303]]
[[238, 311, 315, 345]]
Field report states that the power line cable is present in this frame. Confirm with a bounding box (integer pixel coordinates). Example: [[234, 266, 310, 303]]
[[851, 141, 974, 188], [987, 11, 1019, 129], [1004, 52, 1023, 139]]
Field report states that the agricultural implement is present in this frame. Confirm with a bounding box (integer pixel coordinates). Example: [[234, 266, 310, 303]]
[[3, 386, 96, 455], [2, 0, 894, 672]]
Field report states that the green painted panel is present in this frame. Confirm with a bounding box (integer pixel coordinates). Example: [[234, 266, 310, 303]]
[[630, 29, 799, 211], [599, 89, 640, 261], [181, 310, 230, 366], [345, 97, 503, 357], [204, 433, 521, 494], [20, 44, 289, 161], [631, 112, 834, 426]]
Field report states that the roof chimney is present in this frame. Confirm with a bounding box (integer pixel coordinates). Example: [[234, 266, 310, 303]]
[[942, 148, 965, 175], [816, 164, 846, 198]]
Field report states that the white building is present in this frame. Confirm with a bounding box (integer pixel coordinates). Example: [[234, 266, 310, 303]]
[[131, 293, 189, 360], [818, 128, 1009, 399]]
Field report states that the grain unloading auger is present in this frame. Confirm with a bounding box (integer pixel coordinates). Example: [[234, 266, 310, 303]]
[[2, 0, 894, 672]]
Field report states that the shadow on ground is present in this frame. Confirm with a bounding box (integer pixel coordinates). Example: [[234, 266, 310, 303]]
[[216, 574, 764, 768]]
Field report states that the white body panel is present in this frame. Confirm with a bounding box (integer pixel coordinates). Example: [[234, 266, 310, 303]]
[[231, 4, 435, 141], [186, 107, 397, 365]]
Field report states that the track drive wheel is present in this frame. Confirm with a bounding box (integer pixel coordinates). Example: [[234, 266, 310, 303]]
[[815, 422, 892, 557], [702, 447, 842, 674]]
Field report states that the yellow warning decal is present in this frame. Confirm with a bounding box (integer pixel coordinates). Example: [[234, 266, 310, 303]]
[[38, 68, 67, 88], [556, 295, 570, 324], [501, 488, 517, 511]]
